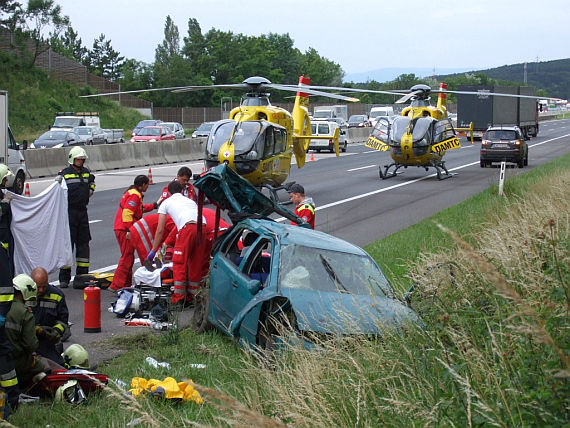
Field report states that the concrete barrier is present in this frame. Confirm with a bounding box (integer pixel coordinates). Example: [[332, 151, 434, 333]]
[[24, 137, 216, 178]]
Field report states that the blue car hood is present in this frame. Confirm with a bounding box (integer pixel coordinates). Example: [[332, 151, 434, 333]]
[[281, 288, 419, 335]]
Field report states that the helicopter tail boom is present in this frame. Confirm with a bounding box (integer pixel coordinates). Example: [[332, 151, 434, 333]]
[[436, 82, 448, 114]]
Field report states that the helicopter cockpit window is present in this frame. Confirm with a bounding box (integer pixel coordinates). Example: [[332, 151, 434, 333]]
[[242, 96, 270, 107], [208, 121, 265, 157], [390, 116, 411, 143], [433, 119, 455, 143], [410, 117, 435, 143], [273, 129, 285, 153], [370, 117, 390, 143], [264, 129, 275, 158]]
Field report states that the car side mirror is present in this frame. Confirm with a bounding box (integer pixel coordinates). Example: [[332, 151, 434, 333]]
[[247, 279, 262, 295]]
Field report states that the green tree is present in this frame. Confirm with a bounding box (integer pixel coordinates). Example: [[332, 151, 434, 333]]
[[0, 0, 25, 32], [22, 0, 69, 66], [49, 24, 88, 64], [299, 47, 343, 86], [181, 17, 207, 76], [88, 33, 124, 80]]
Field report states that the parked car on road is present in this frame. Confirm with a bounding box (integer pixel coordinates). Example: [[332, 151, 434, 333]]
[[191, 121, 216, 139], [132, 119, 163, 136], [30, 130, 81, 149], [161, 122, 185, 139], [480, 125, 528, 168], [190, 164, 421, 350], [73, 126, 107, 145], [347, 114, 370, 128], [129, 126, 175, 143], [309, 120, 347, 152]]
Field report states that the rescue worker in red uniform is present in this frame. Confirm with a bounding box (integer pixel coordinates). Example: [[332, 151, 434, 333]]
[[200, 208, 230, 279], [110, 175, 156, 291], [129, 213, 177, 263], [288, 184, 315, 229], [148, 181, 206, 305], [0, 164, 19, 410], [157, 166, 196, 204], [58, 147, 95, 289]]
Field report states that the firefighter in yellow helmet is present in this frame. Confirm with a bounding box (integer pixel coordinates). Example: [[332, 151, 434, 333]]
[[0, 164, 19, 410], [61, 344, 89, 369], [5, 274, 47, 390], [58, 147, 96, 289]]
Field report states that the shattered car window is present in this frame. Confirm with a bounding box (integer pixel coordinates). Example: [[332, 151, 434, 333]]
[[278, 244, 395, 298]]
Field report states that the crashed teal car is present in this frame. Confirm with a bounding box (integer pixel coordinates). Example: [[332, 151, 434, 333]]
[[192, 164, 419, 349]]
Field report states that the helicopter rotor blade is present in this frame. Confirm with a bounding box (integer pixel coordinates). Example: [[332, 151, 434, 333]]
[[395, 91, 420, 104], [79, 85, 197, 98], [433, 89, 548, 100], [171, 83, 248, 93], [268, 83, 359, 102], [281, 84, 407, 97]]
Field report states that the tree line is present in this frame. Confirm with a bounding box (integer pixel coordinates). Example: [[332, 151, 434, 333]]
[[1, 1, 553, 108]]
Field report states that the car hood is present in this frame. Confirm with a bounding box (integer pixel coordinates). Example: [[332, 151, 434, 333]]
[[193, 164, 306, 224], [281, 288, 420, 335]]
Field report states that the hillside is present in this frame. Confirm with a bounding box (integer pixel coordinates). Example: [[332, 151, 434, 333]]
[[440, 58, 570, 100], [0, 52, 146, 141]]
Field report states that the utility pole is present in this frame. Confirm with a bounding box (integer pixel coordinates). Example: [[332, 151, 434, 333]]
[[524, 62, 527, 84]]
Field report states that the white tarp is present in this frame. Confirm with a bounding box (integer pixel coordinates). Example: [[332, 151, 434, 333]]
[[8, 180, 72, 275]]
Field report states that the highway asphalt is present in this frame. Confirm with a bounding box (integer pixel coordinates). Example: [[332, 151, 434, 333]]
[[24, 118, 570, 367]]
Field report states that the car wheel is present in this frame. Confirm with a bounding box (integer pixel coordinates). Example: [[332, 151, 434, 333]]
[[480, 160, 486, 168], [88, 140, 93, 145], [524, 150, 528, 166], [10, 171, 25, 195], [191, 287, 213, 333]]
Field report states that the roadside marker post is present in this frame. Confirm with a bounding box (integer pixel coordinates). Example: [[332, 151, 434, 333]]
[[498, 161, 506, 196]]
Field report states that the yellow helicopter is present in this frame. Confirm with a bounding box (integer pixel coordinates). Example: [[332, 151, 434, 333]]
[[363, 82, 473, 180], [82, 75, 357, 195]]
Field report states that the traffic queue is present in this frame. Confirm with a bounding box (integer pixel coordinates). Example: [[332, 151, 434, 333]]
[[0, 144, 317, 417]]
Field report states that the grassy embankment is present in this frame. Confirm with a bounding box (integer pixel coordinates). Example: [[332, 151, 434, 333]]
[[0, 52, 146, 141], [9, 151, 568, 426]]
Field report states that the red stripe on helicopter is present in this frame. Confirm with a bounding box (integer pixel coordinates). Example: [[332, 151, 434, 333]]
[[297, 74, 311, 98]]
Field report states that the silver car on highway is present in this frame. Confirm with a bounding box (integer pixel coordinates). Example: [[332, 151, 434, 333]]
[[73, 126, 107, 145]]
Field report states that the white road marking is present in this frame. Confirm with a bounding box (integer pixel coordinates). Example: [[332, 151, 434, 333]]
[[347, 165, 377, 172], [88, 219, 102, 224]]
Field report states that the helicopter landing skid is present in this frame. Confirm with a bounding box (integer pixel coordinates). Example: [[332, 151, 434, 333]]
[[378, 163, 403, 179], [263, 182, 295, 205], [434, 162, 453, 180]]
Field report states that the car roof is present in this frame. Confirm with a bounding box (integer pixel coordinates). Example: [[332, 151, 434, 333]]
[[240, 218, 367, 255], [486, 125, 520, 131]]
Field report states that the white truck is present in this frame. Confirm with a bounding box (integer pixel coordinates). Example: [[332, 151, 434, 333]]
[[313, 105, 348, 121], [369, 106, 395, 127], [52, 112, 124, 143], [0, 90, 28, 194]]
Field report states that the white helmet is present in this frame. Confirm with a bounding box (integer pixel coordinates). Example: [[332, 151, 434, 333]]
[[68, 146, 88, 165], [13, 274, 37, 307]]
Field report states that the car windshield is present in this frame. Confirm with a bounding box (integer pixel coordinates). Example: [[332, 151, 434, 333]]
[[197, 122, 214, 132], [74, 128, 91, 135], [207, 121, 263, 155], [53, 117, 82, 127], [137, 120, 157, 128], [349, 115, 366, 122], [139, 127, 161, 136], [370, 110, 388, 118], [39, 131, 67, 140], [486, 130, 517, 140], [279, 244, 395, 298]]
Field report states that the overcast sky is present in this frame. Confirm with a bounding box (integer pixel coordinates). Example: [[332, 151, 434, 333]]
[[54, 0, 567, 77]]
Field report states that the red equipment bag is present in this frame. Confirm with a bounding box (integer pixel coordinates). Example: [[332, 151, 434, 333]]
[[41, 369, 109, 395]]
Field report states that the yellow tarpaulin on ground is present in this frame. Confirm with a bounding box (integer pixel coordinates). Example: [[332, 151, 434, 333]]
[[129, 376, 203, 404]]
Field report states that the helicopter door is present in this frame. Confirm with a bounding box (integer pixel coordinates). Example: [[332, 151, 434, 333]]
[[432, 119, 461, 154]]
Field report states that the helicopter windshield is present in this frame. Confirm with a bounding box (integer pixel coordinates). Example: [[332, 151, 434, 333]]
[[207, 120, 265, 156], [390, 116, 436, 144], [410, 117, 435, 142], [390, 116, 411, 143]]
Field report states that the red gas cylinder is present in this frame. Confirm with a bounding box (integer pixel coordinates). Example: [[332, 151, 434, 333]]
[[84, 286, 101, 333]]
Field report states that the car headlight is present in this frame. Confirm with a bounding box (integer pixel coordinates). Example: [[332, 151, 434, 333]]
[[53, 143, 63, 148], [191, 133, 197, 138], [150, 138, 156, 142], [130, 138, 135, 143]]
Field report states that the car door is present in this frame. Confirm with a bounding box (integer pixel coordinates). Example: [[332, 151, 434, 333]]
[[209, 228, 266, 342]]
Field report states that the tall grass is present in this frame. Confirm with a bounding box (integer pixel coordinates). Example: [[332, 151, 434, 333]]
[[221, 165, 569, 426]]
